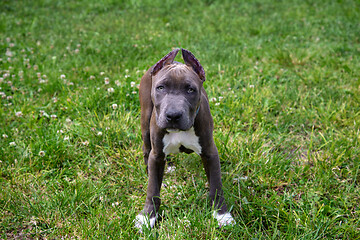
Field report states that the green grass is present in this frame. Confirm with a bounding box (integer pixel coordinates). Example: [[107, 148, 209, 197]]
[[1, 0, 359, 239]]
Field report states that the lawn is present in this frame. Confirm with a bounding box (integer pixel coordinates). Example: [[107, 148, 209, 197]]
[[0, 0, 359, 239]]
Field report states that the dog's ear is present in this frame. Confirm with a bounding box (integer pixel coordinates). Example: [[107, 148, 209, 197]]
[[181, 48, 205, 82], [151, 49, 180, 76]]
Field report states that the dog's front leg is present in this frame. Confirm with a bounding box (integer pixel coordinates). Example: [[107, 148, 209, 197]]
[[201, 146, 236, 227], [135, 150, 165, 231], [144, 150, 166, 215], [201, 152, 227, 212]]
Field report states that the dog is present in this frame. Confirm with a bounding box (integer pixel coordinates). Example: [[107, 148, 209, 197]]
[[135, 48, 235, 231]]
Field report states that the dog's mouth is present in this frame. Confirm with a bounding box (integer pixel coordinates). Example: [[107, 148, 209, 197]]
[[166, 128, 181, 133], [164, 123, 195, 132], [161, 120, 194, 132]]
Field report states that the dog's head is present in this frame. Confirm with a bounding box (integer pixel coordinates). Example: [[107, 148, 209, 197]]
[[151, 48, 205, 131]]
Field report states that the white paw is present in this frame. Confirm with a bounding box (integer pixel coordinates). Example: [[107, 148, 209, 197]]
[[134, 214, 157, 232], [213, 211, 236, 227]]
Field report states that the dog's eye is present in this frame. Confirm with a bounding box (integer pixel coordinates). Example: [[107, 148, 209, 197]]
[[156, 86, 164, 91], [187, 88, 195, 93]]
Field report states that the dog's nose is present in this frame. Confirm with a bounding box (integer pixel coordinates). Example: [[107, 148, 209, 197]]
[[165, 110, 182, 122]]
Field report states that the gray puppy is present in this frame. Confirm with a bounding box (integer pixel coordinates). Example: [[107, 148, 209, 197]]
[[135, 48, 235, 230]]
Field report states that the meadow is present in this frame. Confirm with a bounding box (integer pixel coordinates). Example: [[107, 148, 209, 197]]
[[0, 0, 359, 239]]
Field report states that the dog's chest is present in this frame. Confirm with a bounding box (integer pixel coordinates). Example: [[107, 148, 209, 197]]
[[162, 128, 202, 156]]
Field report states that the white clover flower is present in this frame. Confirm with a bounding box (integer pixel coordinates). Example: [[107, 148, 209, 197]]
[[82, 140, 89, 146], [107, 87, 114, 93], [112, 104, 118, 109], [104, 77, 110, 85], [2, 134, 8, 138], [15, 111, 23, 117], [180, 216, 191, 227], [64, 136, 70, 140], [115, 80, 120, 86], [100, 72, 105, 76], [249, 85, 254, 88], [215, 102, 220, 106], [112, 202, 119, 207], [30, 216, 37, 226], [97, 132, 103, 136], [211, 97, 217, 102], [50, 114, 57, 119], [40, 110, 49, 118], [74, 49, 79, 54], [39, 151, 45, 157], [9, 142, 16, 146], [60, 74, 66, 79], [65, 118, 72, 123], [89, 75, 95, 80], [130, 81, 136, 87], [5, 49, 13, 57]]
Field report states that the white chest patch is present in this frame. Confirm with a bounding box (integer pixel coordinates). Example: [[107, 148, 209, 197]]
[[163, 127, 202, 156]]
